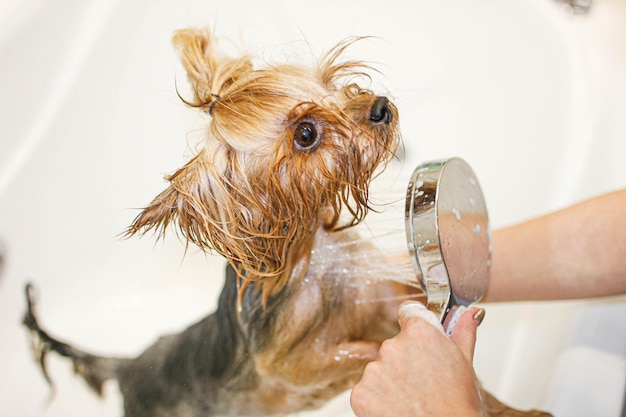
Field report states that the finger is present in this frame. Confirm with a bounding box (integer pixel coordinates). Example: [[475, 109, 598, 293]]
[[443, 305, 467, 336], [449, 307, 485, 362], [398, 301, 445, 335]]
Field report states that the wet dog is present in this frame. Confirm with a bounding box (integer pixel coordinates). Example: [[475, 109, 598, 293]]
[[23, 28, 551, 417]]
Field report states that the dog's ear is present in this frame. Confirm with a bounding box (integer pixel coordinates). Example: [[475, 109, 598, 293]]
[[124, 146, 307, 300], [172, 28, 251, 113], [124, 150, 227, 252]]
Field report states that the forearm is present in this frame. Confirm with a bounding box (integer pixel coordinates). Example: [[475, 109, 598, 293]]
[[485, 189, 626, 302]]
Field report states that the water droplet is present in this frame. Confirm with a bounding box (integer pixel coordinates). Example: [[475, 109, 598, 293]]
[[452, 208, 461, 222], [473, 224, 481, 234], [469, 197, 476, 207]]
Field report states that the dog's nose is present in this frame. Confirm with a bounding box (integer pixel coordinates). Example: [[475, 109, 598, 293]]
[[369, 96, 391, 124]]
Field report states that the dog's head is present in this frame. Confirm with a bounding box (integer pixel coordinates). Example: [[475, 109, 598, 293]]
[[127, 28, 400, 299]]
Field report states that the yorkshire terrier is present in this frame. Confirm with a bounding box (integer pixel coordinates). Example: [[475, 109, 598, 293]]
[[23, 28, 551, 417]]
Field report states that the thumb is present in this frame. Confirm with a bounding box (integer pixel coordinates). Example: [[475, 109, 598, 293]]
[[397, 301, 445, 335], [449, 307, 485, 363]]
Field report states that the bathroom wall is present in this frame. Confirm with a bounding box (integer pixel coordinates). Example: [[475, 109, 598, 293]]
[[0, 0, 624, 416]]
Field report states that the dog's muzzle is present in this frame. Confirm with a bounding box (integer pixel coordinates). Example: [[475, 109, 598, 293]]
[[369, 96, 391, 124]]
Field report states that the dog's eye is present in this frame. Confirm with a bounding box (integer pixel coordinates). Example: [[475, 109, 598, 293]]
[[293, 122, 319, 151]]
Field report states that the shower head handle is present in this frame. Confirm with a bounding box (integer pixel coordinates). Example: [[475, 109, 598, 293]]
[[405, 158, 491, 325]]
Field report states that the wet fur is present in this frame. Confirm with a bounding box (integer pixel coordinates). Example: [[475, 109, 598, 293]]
[[125, 29, 399, 303], [24, 229, 407, 416], [23, 28, 551, 417]]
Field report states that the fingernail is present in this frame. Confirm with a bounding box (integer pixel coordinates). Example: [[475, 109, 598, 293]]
[[399, 302, 445, 335], [473, 308, 486, 326], [399, 301, 428, 318]]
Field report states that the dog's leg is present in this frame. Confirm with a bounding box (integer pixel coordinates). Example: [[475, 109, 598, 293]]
[[480, 389, 553, 417], [256, 339, 379, 392]]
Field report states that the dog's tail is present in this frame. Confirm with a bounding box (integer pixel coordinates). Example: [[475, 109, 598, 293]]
[[22, 283, 128, 396]]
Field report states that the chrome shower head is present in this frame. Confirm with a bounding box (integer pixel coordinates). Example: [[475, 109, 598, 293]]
[[405, 158, 491, 330]]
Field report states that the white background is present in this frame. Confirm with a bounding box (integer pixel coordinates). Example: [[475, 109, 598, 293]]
[[0, 0, 625, 416]]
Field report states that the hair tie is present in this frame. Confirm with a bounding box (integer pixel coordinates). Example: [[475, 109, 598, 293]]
[[208, 94, 221, 116]]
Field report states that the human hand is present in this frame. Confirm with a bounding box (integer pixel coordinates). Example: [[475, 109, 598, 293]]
[[350, 301, 485, 417]]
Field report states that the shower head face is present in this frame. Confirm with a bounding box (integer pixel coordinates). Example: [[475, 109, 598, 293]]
[[405, 158, 490, 323]]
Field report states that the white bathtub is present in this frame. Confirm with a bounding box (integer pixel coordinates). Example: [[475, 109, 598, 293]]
[[1, 0, 624, 416]]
